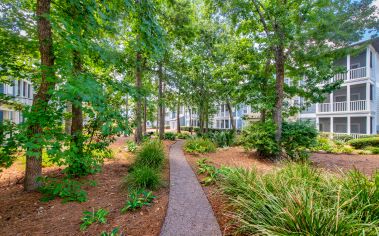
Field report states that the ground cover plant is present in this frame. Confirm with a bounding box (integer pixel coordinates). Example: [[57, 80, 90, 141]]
[[121, 189, 156, 213], [38, 177, 89, 203], [124, 165, 161, 190], [196, 158, 231, 185], [163, 132, 176, 140], [80, 208, 109, 231], [184, 138, 216, 154], [220, 163, 379, 235]]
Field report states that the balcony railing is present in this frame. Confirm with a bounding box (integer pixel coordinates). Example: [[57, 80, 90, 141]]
[[321, 67, 368, 85], [350, 100, 367, 111], [321, 132, 370, 139], [318, 100, 368, 112]]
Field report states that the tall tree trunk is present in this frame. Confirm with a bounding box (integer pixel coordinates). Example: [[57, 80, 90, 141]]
[[71, 50, 83, 158], [65, 102, 72, 134], [124, 95, 129, 136], [143, 96, 147, 134], [134, 51, 143, 144], [176, 95, 181, 133], [24, 0, 55, 191], [226, 99, 236, 131], [158, 63, 165, 140], [273, 46, 285, 150]]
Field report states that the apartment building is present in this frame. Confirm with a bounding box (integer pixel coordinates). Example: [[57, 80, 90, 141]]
[[0, 79, 34, 124], [298, 38, 379, 138], [164, 38, 379, 138]]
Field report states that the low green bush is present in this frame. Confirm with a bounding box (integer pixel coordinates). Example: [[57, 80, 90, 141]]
[[163, 132, 176, 140], [349, 137, 379, 149], [220, 163, 379, 235], [125, 140, 137, 153], [121, 189, 156, 213], [333, 134, 353, 142], [134, 140, 165, 169], [365, 146, 379, 154], [209, 131, 236, 148], [124, 165, 161, 190], [176, 132, 191, 139], [80, 208, 108, 231], [241, 121, 279, 157], [184, 138, 216, 154], [38, 177, 88, 203]]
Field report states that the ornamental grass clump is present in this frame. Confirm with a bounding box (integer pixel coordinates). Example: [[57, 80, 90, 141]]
[[134, 140, 165, 169], [220, 163, 379, 235]]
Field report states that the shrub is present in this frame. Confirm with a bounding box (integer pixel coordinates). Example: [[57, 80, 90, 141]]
[[184, 138, 216, 154], [121, 189, 156, 213], [209, 131, 236, 148], [333, 134, 353, 142], [125, 140, 137, 153], [80, 208, 108, 231], [124, 166, 161, 190], [163, 132, 176, 140], [241, 121, 279, 157], [38, 177, 87, 203], [134, 140, 165, 169], [365, 146, 379, 154], [176, 132, 191, 139], [349, 137, 379, 149], [312, 137, 333, 152], [281, 121, 318, 160], [101, 228, 121, 236], [220, 163, 379, 235]]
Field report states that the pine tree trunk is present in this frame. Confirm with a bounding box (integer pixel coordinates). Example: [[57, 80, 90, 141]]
[[176, 96, 181, 133], [273, 46, 285, 150], [71, 50, 83, 157], [158, 63, 165, 139], [143, 96, 147, 134], [134, 51, 143, 144], [24, 0, 55, 191], [226, 99, 236, 131]]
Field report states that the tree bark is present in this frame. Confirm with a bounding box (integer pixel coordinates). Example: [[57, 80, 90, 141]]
[[134, 51, 143, 144], [158, 63, 165, 139], [176, 96, 181, 133], [273, 46, 285, 146], [143, 96, 147, 134], [65, 102, 72, 134], [226, 99, 236, 131], [71, 50, 83, 157], [24, 0, 55, 191]]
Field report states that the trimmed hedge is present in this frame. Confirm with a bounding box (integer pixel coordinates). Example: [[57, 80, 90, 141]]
[[349, 137, 379, 149]]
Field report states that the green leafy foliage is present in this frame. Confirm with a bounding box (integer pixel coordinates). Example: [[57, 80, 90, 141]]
[[80, 208, 109, 231], [121, 189, 156, 213], [349, 137, 379, 149], [38, 177, 87, 203], [281, 121, 318, 161], [126, 140, 137, 153], [220, 163, 379, 235], [134, 140, 165, 169], [365, 146, 379, 154], [209, 131, 236, 148], [163, 132, 176, 140], [176, 132, 191, 139], [124, 166, 161, 190], [101, 228, 122, 236], [241, 121, 279, 157], [184, 138, 216, 154], [196, 158, 230, 185]]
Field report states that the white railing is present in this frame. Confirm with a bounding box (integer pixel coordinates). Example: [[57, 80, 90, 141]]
[[318, 103, 331, 112], [350, 100, 367, 111], [350, 67, 367, 80], [320, 67, 367, 85], [333, 101, 347, 112], [321, 132, 370, 139]]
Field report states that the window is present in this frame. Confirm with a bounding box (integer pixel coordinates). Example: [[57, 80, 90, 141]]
[[23, 81, 27, 97], [351, 93, 360, 101], [225, 120, 229, 129], [17, 80, 21, 96], [370, 51, 372, 68]]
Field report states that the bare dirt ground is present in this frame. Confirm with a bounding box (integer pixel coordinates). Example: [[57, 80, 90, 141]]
[[310, 153, 379, 176], [185, 146, 379, 235], [0, 137, 173, 236]]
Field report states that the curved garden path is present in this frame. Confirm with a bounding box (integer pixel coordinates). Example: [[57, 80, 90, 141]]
[[160, 140, 222, 236]]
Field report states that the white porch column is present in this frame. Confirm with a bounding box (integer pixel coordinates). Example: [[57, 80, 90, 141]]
[[316, 117, 320, 131], [347, 116, 351, 134], [330, 92, 334, 112], [347, 54, 351, 80], [366, 82, 371, 111], [367, 116, 371, 134], [347, 84, 350, 111], [366, 47, 371, 78], [330, 117, 334, 133]]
